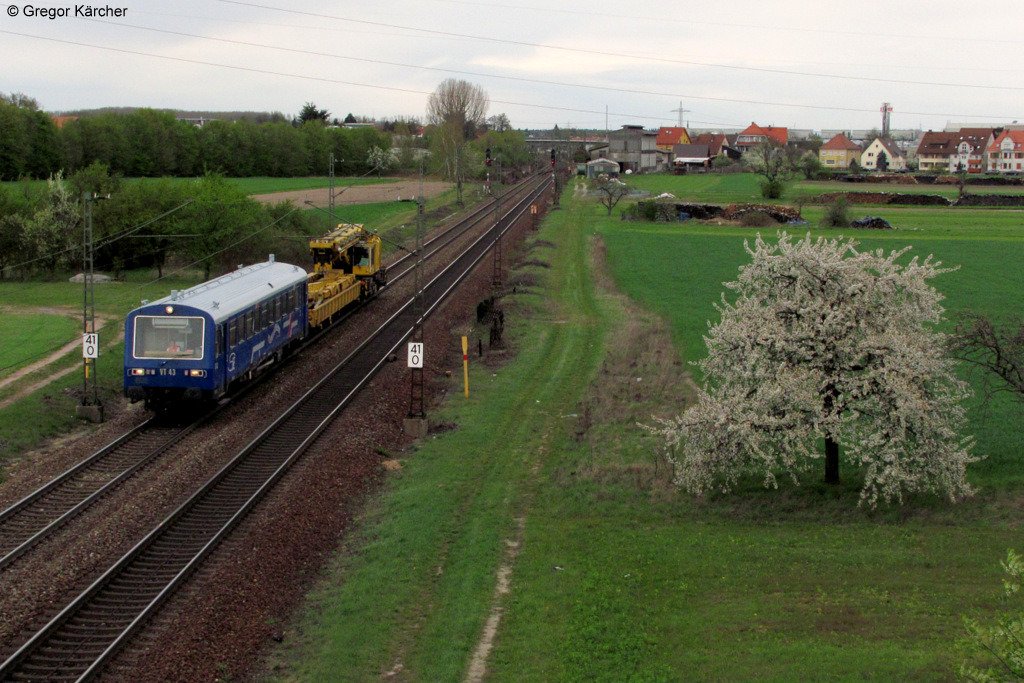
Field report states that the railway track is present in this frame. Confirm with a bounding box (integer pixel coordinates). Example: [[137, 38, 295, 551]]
[[0, 172, 552, 681], [0, 173, 541, 576], [0, 416, 208, 572]]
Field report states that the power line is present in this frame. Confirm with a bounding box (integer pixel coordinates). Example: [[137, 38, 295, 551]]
[[130, 8, 1024, 76], [0, 29, 688, 123], [6, 24, 1015, 124], [90, 19, 868, 120], [416, 0, 1024, 48], [213, 0, 1024, 93]]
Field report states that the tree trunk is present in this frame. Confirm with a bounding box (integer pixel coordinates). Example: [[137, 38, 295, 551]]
[[824, 436, 839, 484]]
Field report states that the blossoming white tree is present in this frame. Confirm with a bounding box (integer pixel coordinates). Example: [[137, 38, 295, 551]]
[[650, 232, 978, 507]]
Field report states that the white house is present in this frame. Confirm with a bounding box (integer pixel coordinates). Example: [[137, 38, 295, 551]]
[[861, 138, 907, 171]]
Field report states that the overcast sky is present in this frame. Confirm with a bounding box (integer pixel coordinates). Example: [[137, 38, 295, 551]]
[[3, 0, 1022, 132]]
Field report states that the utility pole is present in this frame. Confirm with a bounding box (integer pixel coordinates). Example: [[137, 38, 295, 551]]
[[492, 154, 503, 290], [77, 192, 107, 423], [328, 153, 335, 224], [404, 166, 427, 437]]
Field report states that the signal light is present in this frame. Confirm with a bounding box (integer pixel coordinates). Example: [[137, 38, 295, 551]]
[[485, 147, 491, 167], [550, 148, 556, 166]]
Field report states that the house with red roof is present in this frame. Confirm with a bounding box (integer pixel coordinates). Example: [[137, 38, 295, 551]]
[[656, 127, 690, 152], [690, 133, 742, 161], [818, 133, 862, 169], [917, 129, 998, 173], [987, 130, 1024, 173], [735, 123, 788, 149]]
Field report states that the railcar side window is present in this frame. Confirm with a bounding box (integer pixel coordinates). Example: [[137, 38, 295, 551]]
[[133, 316, 205, 360], [228, 319, 238, 348]]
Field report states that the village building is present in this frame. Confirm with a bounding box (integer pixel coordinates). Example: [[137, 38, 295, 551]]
[[818, 133, 862, 169], [735, 123, 788, 149], [861, 138, 907, 171], [655, 127, 690, 152], [671, 144, 712, 173], [987, 130, 1024, 174], [590, 125, 661, 173]]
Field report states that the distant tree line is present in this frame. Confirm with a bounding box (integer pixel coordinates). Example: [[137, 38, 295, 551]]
[[0, 164, 322, 281], [0, 94, 393, 181]]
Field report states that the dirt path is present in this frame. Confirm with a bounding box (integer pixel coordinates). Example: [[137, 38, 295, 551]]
[[251, 180, 453, 208], [0, 307, 120, 411]]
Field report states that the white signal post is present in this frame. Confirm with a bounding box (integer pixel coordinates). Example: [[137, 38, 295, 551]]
[[408, 342, 424, 369], [83, 333, 99, 360]]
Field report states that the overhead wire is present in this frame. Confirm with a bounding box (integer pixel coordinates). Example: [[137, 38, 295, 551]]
[[129, 7, 1024, 76], [212, 0, 1024, 93], [3, 25, 1017, 124], [83, 19, 903, 123]]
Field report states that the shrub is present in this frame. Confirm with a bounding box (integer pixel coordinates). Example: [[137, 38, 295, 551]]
[[759, 179, 785, 199], [739, 211, 777, 227], [821, 196, 850, 227]]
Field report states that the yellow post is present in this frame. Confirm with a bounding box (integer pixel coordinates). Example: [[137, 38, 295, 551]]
[[461, 336, 469, 397]]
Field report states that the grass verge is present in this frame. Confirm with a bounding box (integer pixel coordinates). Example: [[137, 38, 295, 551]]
[[268, 190, 610, 681], [272, 183, 1024, 682]]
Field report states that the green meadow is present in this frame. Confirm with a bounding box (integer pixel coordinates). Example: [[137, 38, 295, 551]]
[[271, 173, 1024, 682]]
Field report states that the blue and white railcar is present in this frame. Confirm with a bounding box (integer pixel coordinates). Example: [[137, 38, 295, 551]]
[[124, 257, 309, 409]]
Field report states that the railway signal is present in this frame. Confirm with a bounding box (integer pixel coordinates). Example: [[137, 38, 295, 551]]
[[550, 148, 556, 166], [485, 147, 491, 167]]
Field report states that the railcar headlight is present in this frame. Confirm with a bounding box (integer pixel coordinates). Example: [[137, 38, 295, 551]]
[[188, 370, 207, 378], [130, 368, 146, 376]]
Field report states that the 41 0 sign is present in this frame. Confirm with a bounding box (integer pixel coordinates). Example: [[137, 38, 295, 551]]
[[82, 333, 99, 359]]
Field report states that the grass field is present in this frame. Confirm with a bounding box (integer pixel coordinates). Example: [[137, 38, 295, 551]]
[[269, 175, 1024, 681], [625, 172, 1024, 207], [0, 312, 80, 378]]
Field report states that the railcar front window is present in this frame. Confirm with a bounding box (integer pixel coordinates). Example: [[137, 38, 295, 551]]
[[133, 316, 205, 359]]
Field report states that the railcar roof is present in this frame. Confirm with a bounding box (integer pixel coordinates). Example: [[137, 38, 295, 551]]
[[140, 260, 308, 322]]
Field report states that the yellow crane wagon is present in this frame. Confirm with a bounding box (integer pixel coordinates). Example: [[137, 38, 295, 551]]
[[307, 223, 388, 328]]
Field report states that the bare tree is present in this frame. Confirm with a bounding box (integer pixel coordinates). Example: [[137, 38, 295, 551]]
[[427, 79, 488, 204], [646, 232, 977, 507], [951, 313, 1024, 401], [742, 140, 791, 198], [590, 174, 631, 215]]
